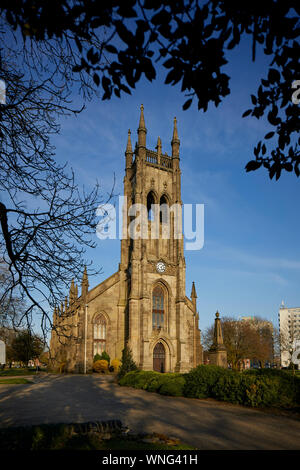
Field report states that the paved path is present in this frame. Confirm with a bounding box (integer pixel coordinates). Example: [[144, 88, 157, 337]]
[[0, 374, 299, 450]]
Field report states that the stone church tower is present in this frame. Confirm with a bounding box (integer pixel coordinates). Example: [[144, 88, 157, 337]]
[[50, 106, 203, 373]]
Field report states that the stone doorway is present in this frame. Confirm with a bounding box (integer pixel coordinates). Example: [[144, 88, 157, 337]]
[[153, 342, 165, 373]]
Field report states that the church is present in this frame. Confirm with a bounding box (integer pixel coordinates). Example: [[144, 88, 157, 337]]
[[50, 105, 203, 373]]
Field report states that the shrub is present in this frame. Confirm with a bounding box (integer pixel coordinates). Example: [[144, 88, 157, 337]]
[[243, 368, 300, 407], [158, 376, 186, 397], [213, 369, 300, 408], [119, 370, 186, 397], [118, 344, 138, 379], [119, 370, 156, 388], [144, 373, 165, 392], [93, 360, 109, 373], [111, 359, 121, 373], [93, 354, 101, 362], [213, 373, 248, 404], [119, 365, 300, 409], [99, 351, 110, 365], [183, 365, 231, 399], [244, 368, 299, 380]]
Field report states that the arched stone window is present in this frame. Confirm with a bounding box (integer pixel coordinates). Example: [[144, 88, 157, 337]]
[[93, 314, 106, 356], [159, 194, 169, 224], [147, 191, 156, 221], [152, 285, 164, 329]]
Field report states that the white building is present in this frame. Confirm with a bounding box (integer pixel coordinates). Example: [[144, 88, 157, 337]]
[[278, 302, 300, 367], [0, 340, 5, 365]]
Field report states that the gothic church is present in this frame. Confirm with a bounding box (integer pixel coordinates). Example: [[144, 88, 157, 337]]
[[50, 105, 203, 373]]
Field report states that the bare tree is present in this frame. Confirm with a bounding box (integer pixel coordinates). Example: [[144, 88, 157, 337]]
[[241, 317, 274, 367], [0, 23, 114, 338], [0, 261, 25, 329]]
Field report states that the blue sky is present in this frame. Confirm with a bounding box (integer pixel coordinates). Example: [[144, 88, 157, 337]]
[[48, 36, 299, 335]]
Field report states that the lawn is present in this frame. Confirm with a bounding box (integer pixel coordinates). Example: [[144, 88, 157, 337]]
[[293, 370, 300, 377], [0, 368, 40, 376], [0, 378, 33, 384]]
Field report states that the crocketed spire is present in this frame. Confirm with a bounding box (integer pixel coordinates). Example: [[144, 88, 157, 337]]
[[126, 129, 132, 153], [69, 279, 75, 302], [81, 265, 89, 299], [137, 104, 147, 148], [171, 116, 180, 158], [157, 136, 162, 154], [191, 281, 197, 299], [138, 104, 146, 130], [172, 117, 179, 142]]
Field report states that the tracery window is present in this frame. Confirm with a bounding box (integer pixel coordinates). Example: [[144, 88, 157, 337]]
[[93, 314, 106, 356], [152, 285, 164, 329]]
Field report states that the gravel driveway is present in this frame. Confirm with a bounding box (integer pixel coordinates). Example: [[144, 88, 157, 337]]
[[0, 373, 299, 450]]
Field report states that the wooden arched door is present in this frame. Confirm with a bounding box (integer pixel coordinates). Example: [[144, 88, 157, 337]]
[[153, 342, 165, 373]]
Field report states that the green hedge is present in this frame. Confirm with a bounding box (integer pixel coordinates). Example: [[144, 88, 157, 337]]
[[183, 365, 232, 399], [185, 366, 300, 408], [184, 366, 300, 408], [242, 368, 300, 407], [119, 366, 300, 409], [119, 370, 185, 397]]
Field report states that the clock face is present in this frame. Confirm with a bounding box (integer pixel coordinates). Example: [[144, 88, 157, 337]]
[[156, 262, 166, 274]]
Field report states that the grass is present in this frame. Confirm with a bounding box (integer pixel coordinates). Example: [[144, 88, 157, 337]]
[[0, 423, 195, 450], [0, 378, 33, 384], [292, 370, 300, 377], [0, 368, 39, 376]]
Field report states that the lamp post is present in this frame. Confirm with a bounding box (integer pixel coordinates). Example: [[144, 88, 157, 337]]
[[84, 303, 88, 374]]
